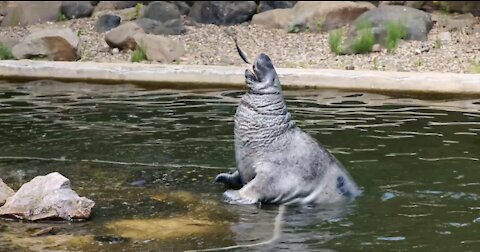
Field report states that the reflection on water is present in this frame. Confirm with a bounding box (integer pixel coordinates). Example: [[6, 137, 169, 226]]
[[0, 80, 479, 251]]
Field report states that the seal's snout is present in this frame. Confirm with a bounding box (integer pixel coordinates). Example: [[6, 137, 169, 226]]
[[253, 53, 274, 81]]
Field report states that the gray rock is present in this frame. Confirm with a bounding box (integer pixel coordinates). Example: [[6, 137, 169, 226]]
[[251, 8, 294, 30], [291, 1, 376, 32], [95, 1, 149, 11], [188, 1, 257, 25], [143, 1, 181, 22], [61, 1, 94, 19], [95, 14, 121, 33], [133, 33, 185, 63], [1, 1, 62, 27], [349, 5, 433, 41], [372, 43, 382, 52], [168, 1, 190, 15], [258, 1, 296, 13], [12, 28, 80, 61], [135, 17, 186, 35], [0, 178, 15, 206], [438, 31, 451, 43], [105, 21, 145, 50], [0, 172, 95, 221]]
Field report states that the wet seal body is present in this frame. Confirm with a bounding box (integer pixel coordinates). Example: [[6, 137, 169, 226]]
[[215, 53, 362, 205]]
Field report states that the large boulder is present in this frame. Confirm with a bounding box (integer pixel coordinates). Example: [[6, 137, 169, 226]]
[[143, 1, 181, 22], [379, 1, 426, 9], [1, 1, 62, 27], [135, 17, 186, 35], [105, 21, 145, 50], [188, 1, 257, 25], [168, 1, 190, 15], [291, 1, 376, 32], [94, 1, 149, 12], [251, 8, 294, 30], [434, 1, 480, 16], [133, 33, 185, 63], [0, 178, 15, 206], [258, 1, 297, 13], [12, 28, 81, 61], [61, 1, 94, 19], [349, 5, 433, 41], [95, 14, 121, 33], [0, 172, 95, 221]]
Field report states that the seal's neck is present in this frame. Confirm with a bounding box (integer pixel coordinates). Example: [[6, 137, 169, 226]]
[[234, 92, 296, 148]]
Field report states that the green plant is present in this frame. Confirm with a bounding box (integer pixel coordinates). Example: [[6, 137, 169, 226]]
[[130, 44, 147, 62], [434, 37, 442, 49], [438, 1, 450, 14], [372, 56, 378, 70], [351, 21, 375, 54], [413, 59, 423, 67], [328, 28, 343, 55], [469, 62, 480, 74], [287, 25, 301, 33], [135, 3, 144, 18], [385, 21, 406, 53], [0, 43, 14, 60], [56, 12, 67, 22], [77, 30, 83, 38]]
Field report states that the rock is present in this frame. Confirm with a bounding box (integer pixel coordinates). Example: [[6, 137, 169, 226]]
[[380, 1, 425, 9], [111, 47, 119, 54], [436, 13, 478, 32], [372, 43, 382, 52], [143, 1, 181, 22], [0, 37, 19, 50], [133, 33, 185, 63], [95, 1, 148, 12], [0, 178, 15, 206], [345, 64, 355, 70], [434, 1, 480, 16], [0, 172, 94, 221], [290, 1, 376, 32], [12, 28, 80, 61], [349, 5, 433, 41], [105, 21, 145, 50], [188, 1, 257, 25], [258, 1, 297, 13], [168, 1, 190, 15], [251, 8, 294, 30], [61, 1, 94, 19], [438, 31, 452, 43], [95, 14, 121, 33], [135, 17, 186, 35], [1, 1, 62, 27], [105, 217, 230, 241]]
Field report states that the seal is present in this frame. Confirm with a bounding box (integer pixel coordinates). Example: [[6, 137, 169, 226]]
[[215, 53, 362, 205]]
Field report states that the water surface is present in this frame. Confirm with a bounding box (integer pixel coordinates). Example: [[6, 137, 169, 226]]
[[0, 80, 479, 251]]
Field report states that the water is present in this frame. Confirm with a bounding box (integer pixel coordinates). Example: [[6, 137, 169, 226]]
[[0, 80, 479, 252]]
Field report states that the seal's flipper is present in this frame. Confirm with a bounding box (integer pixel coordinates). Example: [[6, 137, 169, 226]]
[[215, 170, 243, 189]]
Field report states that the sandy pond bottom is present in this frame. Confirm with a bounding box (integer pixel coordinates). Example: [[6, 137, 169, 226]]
[[0, 80, 479, 252]]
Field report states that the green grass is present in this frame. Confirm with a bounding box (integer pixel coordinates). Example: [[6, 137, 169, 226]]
[[469, 62, 480, 73], [57, 12, 67, 22], [287, 25, 301, 33], [328, 28, 343, 55], [385, 21, 406, 53], [135, 3, 144, 18], [130, 45, 147, 62], [0, 43, 14, 60], [351, 21, 375, 54], [434, 37, 442, 49]]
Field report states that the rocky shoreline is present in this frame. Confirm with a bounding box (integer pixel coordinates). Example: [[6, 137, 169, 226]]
[[0, 1, 479, 74]]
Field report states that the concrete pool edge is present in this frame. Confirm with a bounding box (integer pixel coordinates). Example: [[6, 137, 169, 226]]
[[0, 60, 479, 94]]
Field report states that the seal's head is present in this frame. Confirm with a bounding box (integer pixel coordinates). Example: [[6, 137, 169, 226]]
[[245, 53, 282, 94]]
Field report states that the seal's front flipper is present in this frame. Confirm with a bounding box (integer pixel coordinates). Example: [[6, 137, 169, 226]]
[[222, 173, 279, 205], [215, 170, 243, 189]]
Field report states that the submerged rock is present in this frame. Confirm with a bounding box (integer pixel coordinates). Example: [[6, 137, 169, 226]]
[[106, 217, 229, 240], [0, 178, 15, 206], [0, 172, 95, 221]]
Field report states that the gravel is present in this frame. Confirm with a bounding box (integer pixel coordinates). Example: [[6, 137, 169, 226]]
[[1, 14, 479, 74]]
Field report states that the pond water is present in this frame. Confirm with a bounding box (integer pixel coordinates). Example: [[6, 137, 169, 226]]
[[0, 80, 479, 252]]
